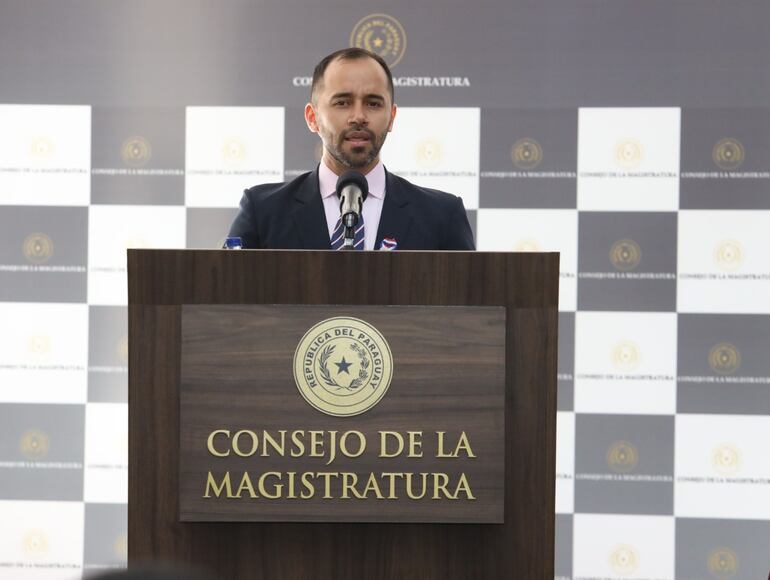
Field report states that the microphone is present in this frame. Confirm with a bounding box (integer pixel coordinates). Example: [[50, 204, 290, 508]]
[[336, 171, 369, 230]]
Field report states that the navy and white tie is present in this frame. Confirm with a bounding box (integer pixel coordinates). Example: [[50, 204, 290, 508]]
[[330, 213, 365, 250]]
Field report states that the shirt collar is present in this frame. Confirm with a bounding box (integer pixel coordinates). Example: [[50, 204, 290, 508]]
[[319, 158, 386, 200]]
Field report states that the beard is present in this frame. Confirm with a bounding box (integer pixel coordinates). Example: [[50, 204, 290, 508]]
[[321, 125, 389, 170]]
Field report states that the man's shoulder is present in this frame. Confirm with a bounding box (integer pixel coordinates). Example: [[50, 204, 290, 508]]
[[243, 171, 315, 205]]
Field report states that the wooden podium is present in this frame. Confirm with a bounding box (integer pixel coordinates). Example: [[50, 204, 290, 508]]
[[128, 250, 558, 579]]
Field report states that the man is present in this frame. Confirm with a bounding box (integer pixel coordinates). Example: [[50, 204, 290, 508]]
[[228, 48, 475, 250]]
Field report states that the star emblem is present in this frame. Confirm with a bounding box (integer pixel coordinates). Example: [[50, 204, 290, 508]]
[[334, 356, 353, 375], [373, 37, 384, 48]]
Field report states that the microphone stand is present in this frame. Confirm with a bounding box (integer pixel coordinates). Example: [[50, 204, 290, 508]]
[[341, 212, 358, 251]]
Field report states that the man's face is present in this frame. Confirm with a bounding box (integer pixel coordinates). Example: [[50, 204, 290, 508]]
[[305, 57, 396, 175]]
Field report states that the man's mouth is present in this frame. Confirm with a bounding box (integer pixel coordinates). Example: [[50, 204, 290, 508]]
[[344, 131, 372, 147]]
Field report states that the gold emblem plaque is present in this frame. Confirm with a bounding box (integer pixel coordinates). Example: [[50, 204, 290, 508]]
[[293, 317, 393, 417]]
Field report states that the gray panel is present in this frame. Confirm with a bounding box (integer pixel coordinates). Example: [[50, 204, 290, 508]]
[[1, 1, 769, 108], [678, 314, 770, 415], [88, 306, 128, 403], [284, 107, 320, 180], [83, 503, 127, 569], [575, 414, 674, 515], [681, 108, 770, 209], [558, 312, 574, 411], [554, 513, 573, 579], [0, 207, 87, 303], [676, 518, 770, 580], [91, 107, 184, 205], [578, 212, 677, 312], [465, 209, 476, 246], [480, 108, 577, 208], [0, 404, 84, 500], [186, 207, 240, 249]]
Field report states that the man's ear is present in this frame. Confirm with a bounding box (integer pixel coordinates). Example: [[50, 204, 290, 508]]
[[387, 104, 397, 132], [305, 103, 319, 133]]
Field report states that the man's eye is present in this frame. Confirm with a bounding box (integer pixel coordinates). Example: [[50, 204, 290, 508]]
[[333, 100, 348, 106], [368, 102, 383, 108]]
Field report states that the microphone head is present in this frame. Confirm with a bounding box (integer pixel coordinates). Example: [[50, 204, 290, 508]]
[[336, 170, 369, 201]]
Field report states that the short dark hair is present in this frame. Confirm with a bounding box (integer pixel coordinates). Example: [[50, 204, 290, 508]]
[[311, 48, 394, 103]]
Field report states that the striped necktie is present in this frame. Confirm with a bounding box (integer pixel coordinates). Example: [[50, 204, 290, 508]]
[[330, 213, 365, 250]]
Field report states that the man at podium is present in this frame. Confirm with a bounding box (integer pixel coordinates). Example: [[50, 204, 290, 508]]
[[227, 47, 475, 251]]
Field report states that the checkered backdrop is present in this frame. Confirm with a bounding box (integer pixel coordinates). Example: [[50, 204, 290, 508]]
[[2, 1, 770, 579]]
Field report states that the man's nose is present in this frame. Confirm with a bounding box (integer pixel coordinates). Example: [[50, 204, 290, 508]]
[[348, 101, 368, 125]]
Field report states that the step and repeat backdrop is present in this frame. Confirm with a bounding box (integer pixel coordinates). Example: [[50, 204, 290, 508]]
[[1, 1, 769, 579]]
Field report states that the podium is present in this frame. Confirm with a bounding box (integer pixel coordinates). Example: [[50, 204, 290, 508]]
[[128, 250, 558, 579]]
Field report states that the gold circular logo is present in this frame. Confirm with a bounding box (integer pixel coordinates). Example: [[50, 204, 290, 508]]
[[293, 317, 393, 417], [513, 238, 541, 252], [350, 13, 407, 68], [708, 343, 740, 375], [114, 533, 128, 558], [29, 137, 56, 159], [23, 530, 48, 556], [714, 240, 743, 271], [712, 444, 741, 475], [610, 239, 641, 271], [612, 341, 640, 371], [607, 441, 638, 473], [511, 138, 543, 170], [222, 138, 247, 166], [27, 335, 51, 356], [20, 430, 50, 460], [708, 547, 739, 579], [609, 544, 638, 575], [117, 336, 129, 363], [615, 139, 642, 168], [713, 138, 745, 171], [121, 136, 152, 167], [416, 138, 443, 168], [23, 233, 54, 264], [124, 236, 150, 250]]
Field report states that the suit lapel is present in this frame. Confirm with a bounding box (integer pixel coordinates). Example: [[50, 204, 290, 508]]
[[376, 169, 412, 249], [290, 168, 332, 249]]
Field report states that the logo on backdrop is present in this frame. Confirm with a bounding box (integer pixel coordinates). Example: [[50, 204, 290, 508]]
[[20, 430, 50, 460], [415, 138, 443, 168], [121, 136, 152, 167], [712, 138, 745, 171], [609, 239, 641, 271], [708, 343, 741, 375], [350, 13, 407, 67], [606, 440, 638, 473], [707, 547, 739, 579], [714, 240, 744, 271], [222, 138, 247, 167], [511, 138, 543, 170], [117, 336, 129, 363], [23, 530, 49, 556], [29, 137, 56, 160], [114, 533, 128, 558], [294, 317, 393, 417], [27, 334, 51, 357], [615, 138, 643, 168], [513, 238, 541, 252], [609, 544, 638, 575], [23, 233, 54, 264], [712, 444, 741, 475], [612, 340, 640, 371]]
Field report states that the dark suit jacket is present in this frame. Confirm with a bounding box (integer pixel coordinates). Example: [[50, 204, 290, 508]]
[[228, 167, 475, 250]]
